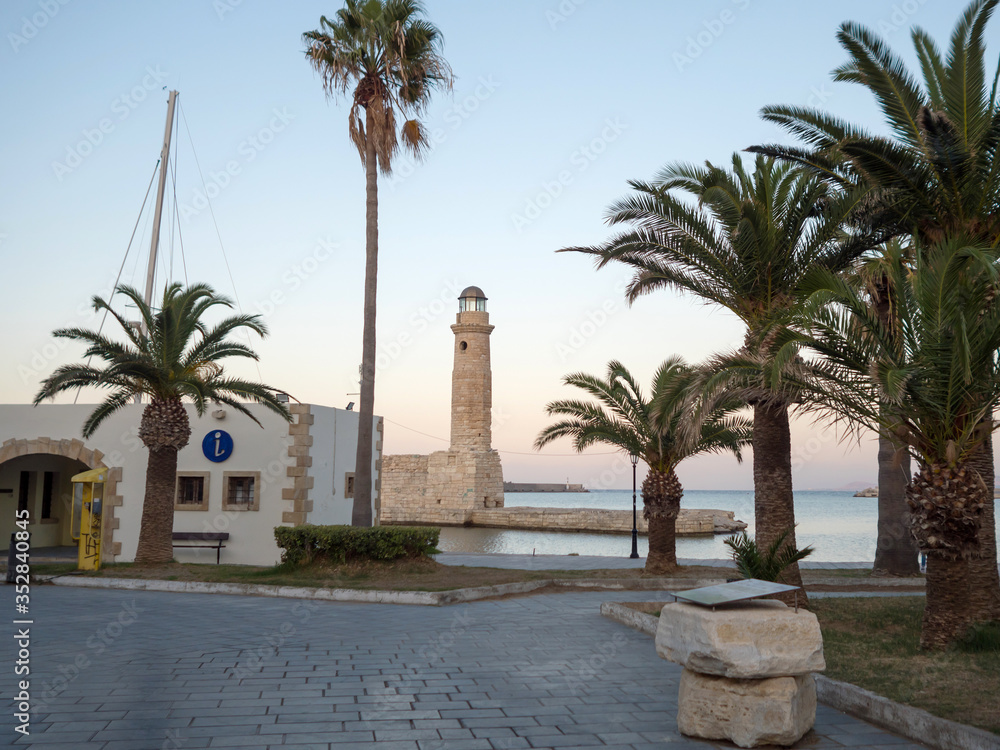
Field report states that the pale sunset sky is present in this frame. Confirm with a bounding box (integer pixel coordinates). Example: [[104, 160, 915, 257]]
[[0, 0, 973, 490]]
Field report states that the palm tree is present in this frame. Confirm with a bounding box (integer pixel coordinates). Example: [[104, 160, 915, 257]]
[[33, 283, 291, 565], [782, 239, 1000, 648], [853, 243, 920, 576], [563, 154, 863, 592], [753, 0, 1000, 602], [535, 358, 751, 574], [304, 0, 453, 526]]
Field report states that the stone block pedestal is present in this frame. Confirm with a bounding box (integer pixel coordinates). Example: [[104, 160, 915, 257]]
[[656, 599, 825, 678], [657, 600, 824, 748], [678, 669, 817, 748]]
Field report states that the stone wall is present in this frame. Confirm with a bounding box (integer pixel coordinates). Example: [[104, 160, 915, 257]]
[[380, 448, 504, 523], [380, 505, 745, 536]]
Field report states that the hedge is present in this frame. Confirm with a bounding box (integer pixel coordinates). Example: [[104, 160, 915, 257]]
[[274, 525, 440, 565]]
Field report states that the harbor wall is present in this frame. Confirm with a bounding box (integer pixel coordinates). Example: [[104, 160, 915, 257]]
[[379, 505, 746, 535], [503, 482, 587, 493]]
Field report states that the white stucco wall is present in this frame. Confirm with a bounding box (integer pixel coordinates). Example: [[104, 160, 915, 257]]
[[306, 407, 382, 526], [0, 402, 382, 566], [168, 404, 293, 566]]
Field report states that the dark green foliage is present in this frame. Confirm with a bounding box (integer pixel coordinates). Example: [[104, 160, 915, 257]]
[[33, 282, 291, 435], [724, 527, 814, 582], [957, 622, 1000, 653], [274, 525, 440, 565], [534, 358, 751, 473]]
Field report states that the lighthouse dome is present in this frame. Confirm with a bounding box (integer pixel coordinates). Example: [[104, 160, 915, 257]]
[[458, 286, 487, 312]]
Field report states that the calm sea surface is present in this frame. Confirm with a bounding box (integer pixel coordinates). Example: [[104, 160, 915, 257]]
[[436, 490, 1000, 562]]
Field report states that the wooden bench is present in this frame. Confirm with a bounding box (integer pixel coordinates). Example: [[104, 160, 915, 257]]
[[172, 532, 230, 564]]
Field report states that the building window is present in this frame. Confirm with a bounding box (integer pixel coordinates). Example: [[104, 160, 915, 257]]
[[222, 471, 260, 511], [41, 472, 55, 520], [345, 473, 355, 499], [174, 472, 210, 511], [17, 471, 30, 515]]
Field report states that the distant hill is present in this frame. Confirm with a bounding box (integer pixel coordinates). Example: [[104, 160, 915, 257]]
[[832, 481, 876, 491]]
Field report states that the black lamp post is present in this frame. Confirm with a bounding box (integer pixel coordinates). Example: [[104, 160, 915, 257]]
[[629, 452, 640, 559]]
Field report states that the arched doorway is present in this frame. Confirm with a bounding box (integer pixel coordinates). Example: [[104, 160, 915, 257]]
[[0, 438, 122, 561]]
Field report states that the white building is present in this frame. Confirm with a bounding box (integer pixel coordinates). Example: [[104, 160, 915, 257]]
[[0, 402, 382, 566]]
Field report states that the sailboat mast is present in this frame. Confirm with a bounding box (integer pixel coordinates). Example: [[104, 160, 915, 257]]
[[142, 89, 179, 318]]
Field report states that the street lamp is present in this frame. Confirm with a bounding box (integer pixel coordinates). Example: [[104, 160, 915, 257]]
[[629, 452, 640, 559]]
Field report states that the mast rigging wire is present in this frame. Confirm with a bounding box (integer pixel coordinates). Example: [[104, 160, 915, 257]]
[[73, 161, 159, 404], [179, 101, 263, 381]]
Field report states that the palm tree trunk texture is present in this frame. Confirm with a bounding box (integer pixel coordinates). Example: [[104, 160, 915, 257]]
[[134, 446, 179, 565], [352, 108, 379, 527], [752, 400, 807, 606], [646, 515, 677, 575], [968, 429, 1000, 622], [872, 280, 919, 577], [642, 469, 681, 574], [921, 552, 973, 649], [872, 425, 919, 576]]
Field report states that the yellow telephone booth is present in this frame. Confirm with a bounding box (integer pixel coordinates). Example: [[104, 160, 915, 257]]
[[71, 467, 106, 570]]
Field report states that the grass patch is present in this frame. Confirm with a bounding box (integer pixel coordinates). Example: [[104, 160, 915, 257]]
[[956, 622, 1000, 654], [27, 559, 911, 593], [36, 558, 739, 592], [813, 597, 1000, 735]]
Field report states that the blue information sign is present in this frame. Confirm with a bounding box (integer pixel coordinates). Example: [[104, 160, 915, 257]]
[[202, 430, 234, 463]]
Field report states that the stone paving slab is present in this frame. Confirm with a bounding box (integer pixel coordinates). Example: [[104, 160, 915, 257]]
[[0, 586, 928, 749]]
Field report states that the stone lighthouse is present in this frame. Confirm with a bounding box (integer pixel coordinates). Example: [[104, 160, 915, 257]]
[[378, 285, 505, 523], [451, 286, 495, 451], [448, 286, 504, 506]]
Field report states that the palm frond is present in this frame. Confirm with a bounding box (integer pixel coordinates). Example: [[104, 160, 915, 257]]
[[33, 283, 292, 431]]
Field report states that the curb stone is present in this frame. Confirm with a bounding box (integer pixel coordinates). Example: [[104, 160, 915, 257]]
[[815, 675, 1000, 750], [50, 575, 442, 605], [46, 575, 729, 606], [599, 601, 1000, 750]]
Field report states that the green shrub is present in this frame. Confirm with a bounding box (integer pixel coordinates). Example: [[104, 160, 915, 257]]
[[274, 525, 440, 565], [723, 527, 814, 582]]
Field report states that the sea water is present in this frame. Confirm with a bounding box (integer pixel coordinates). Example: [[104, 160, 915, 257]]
[[436, 489, 1000, 562]]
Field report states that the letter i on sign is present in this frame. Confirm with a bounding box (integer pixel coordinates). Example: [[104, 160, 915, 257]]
[[202, 430, 234, 462]]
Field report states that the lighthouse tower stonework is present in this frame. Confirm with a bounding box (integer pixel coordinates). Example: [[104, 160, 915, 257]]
[[380, 287, 504, 525], [447, 287, 504, 506]]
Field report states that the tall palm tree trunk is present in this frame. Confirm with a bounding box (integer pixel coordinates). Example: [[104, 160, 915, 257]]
[[646, 516, 677, 574], [753, 400, 807, 605], [921, 553, 972, 649], [134, 447, 180, 564], [873, 424, 919, 576], [352, 108, 378, 527], [643, 468, 681, 574], [872, 277, 919, 576], [968, 429, 1000, 622], [134, 399, 190, 565], [909, 460, 983, 647]]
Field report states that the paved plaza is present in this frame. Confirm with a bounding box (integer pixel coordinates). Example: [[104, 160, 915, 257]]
[[1, 585, 927, 749]]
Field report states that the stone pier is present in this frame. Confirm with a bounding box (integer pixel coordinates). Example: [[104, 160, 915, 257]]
[[379, 504, 745, 535]]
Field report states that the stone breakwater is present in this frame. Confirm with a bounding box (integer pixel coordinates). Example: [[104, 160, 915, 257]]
[[379, 506, 747, 535], [503, 481, 588, 492]]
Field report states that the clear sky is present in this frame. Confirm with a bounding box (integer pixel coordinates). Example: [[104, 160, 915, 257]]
[[0, 0, 976, 490]]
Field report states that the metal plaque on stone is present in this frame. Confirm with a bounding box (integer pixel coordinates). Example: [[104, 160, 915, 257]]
[[667, 578, 801, 611]]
